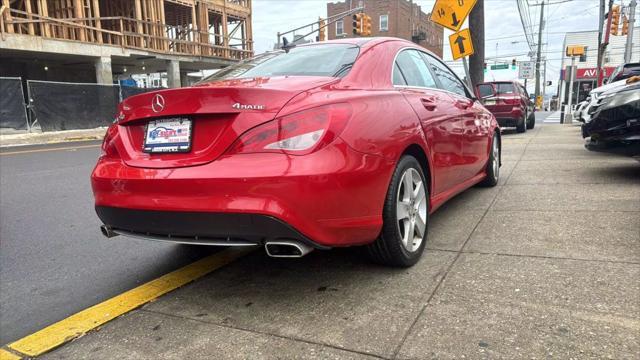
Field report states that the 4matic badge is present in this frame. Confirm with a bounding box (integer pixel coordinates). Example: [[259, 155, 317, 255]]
[[232, 102, 265, 110]]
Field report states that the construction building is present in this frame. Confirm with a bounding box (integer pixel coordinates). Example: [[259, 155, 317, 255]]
[[0, 0, 253, 87], [326, 0, 443, 58]]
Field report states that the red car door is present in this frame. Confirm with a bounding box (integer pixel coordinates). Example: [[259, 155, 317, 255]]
[[392, 49, 466, 195], [424, 54, 490, 180]]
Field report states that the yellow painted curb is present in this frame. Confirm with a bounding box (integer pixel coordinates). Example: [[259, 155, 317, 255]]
[[8, 248, 253, 357], [0, 349, 21, 360]]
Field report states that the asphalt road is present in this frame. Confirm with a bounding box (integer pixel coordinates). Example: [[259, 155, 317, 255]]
[[0, 141, 217, 344], [0, 111, 554, 345]]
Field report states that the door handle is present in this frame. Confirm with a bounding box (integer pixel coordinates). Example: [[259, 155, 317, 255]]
[[420, 97, 437, 111], [455, 100, 471, 109]]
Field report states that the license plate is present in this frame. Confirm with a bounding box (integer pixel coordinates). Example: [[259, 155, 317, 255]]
[[484, 99, 496, 105], [143, 118, 192, 153]]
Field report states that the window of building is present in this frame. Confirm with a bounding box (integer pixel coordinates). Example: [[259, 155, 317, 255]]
[[380, 15, 389, 31], [336, 20, 344, 36]]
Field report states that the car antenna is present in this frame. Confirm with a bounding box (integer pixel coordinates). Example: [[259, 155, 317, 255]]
[[281, 36, 296, 53]]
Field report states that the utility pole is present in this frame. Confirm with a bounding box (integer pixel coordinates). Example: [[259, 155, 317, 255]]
[[600, 0, 615, 86], [468, 0, 485, 86], [625, 0, 637, 62], [596, 0, 606, 86], [534, 0, 544, 111]]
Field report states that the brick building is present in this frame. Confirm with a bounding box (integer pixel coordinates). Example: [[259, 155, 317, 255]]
[[326, 0, 443, 58]]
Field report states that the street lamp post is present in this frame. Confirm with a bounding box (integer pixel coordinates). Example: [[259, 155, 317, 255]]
[[565, 56, 576, 124]]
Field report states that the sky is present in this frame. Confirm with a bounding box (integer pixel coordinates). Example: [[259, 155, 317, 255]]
[[252, 0, 624, 96]]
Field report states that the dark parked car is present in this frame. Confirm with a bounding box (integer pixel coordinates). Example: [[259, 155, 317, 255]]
[[582, 77, 640, 159], [606, 62, 640, 83], [475, 81, 535, 133]]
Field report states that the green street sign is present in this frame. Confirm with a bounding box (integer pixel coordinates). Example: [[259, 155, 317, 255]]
[[490, 64, 509, 70]]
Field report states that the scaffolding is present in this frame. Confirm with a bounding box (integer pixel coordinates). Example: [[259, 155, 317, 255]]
[[0, 0, 253, 60]]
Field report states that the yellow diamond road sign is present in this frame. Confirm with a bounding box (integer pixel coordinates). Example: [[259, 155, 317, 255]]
[[431, 0, 478, 31], [449, 28, 474, 60]]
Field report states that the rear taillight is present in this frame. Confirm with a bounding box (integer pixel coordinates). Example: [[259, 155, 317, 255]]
[[227, 103, 352, 155], [503, 97, 520, 106], [100, 123, 120, 159]]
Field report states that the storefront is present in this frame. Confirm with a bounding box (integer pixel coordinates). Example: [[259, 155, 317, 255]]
[[561, 66, 616, 105]]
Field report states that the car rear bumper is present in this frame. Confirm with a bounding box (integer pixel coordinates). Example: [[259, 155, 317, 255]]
[[91, 139, 392, 247], [96, 206, 330, 249], [490, 108, 524, 128], [496, 118, 519, 127]]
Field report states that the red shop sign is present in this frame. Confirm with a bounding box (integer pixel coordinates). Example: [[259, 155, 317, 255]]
[[576, 67, 616, 79]]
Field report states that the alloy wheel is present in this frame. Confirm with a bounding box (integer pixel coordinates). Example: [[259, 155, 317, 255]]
[[492, 137, 500, 181], [396, 168, 427, 252]]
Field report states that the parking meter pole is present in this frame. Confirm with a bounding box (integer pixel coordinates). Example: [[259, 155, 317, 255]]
[[565, 56, 575, 124], [462, 57, 474, 90]]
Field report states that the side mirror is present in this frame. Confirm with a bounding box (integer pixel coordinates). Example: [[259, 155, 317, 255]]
[[476, 85, 495, 99], [603, 78, 609, 84]]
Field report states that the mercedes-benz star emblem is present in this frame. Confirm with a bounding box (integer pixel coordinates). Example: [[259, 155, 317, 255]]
[[151, 94, 165, 113]]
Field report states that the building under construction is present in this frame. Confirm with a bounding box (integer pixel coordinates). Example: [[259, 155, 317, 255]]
[[0, 0, 253, 86]]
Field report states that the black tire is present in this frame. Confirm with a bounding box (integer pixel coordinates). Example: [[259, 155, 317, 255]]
[[516, 112, 527, 133], [479, 132, 500, 187], [367, 155, 428, 267], [526, 112, 535, 129]]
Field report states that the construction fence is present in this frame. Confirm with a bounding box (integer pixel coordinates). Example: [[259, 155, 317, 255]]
[[0, 78, 164, 132]]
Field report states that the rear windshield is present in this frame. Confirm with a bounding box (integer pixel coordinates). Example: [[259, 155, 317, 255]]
[[200, 44, 360, 82], [495, 83, 515, 94], [477, 84, 494, 97]]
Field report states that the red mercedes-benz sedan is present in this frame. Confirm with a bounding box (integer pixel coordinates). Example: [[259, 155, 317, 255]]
[[92, 37, 500, 267]]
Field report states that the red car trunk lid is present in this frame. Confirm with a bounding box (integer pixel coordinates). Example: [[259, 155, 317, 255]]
[[114, 76, 337, 169]]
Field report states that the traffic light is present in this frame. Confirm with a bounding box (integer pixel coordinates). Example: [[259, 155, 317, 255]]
[[363, 15, 372, 36], [352, 14, 364, 36], [511, 59, 517, 69], [610, 4, 620, 36], [484, 62, 487, 73], [622, 13, 629, 36], [318, 18, 326, 41]]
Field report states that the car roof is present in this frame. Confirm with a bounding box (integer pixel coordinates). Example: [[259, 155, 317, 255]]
[[297, 37, 427, 51], [476, 81, 520, 86]]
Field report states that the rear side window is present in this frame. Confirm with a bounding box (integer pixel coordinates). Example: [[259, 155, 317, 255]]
[[477, 84, 493, 97], [393, 63, 407, 85], [496, 83, 515, 94], [423, 55, 467, 97], [394, 50, 437, 88]]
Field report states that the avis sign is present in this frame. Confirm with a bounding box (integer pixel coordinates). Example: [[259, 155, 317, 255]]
[[576, 67, 615, 79], [430, 0, 477, 31]]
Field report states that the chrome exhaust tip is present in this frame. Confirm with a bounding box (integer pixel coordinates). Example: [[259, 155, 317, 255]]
[[100, 225, 118, 238], [265, 240, 313, 258]]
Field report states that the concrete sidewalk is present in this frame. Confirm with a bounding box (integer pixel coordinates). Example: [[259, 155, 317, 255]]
[[42, 124, 640, 359], [0, 128, 107, 147]]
